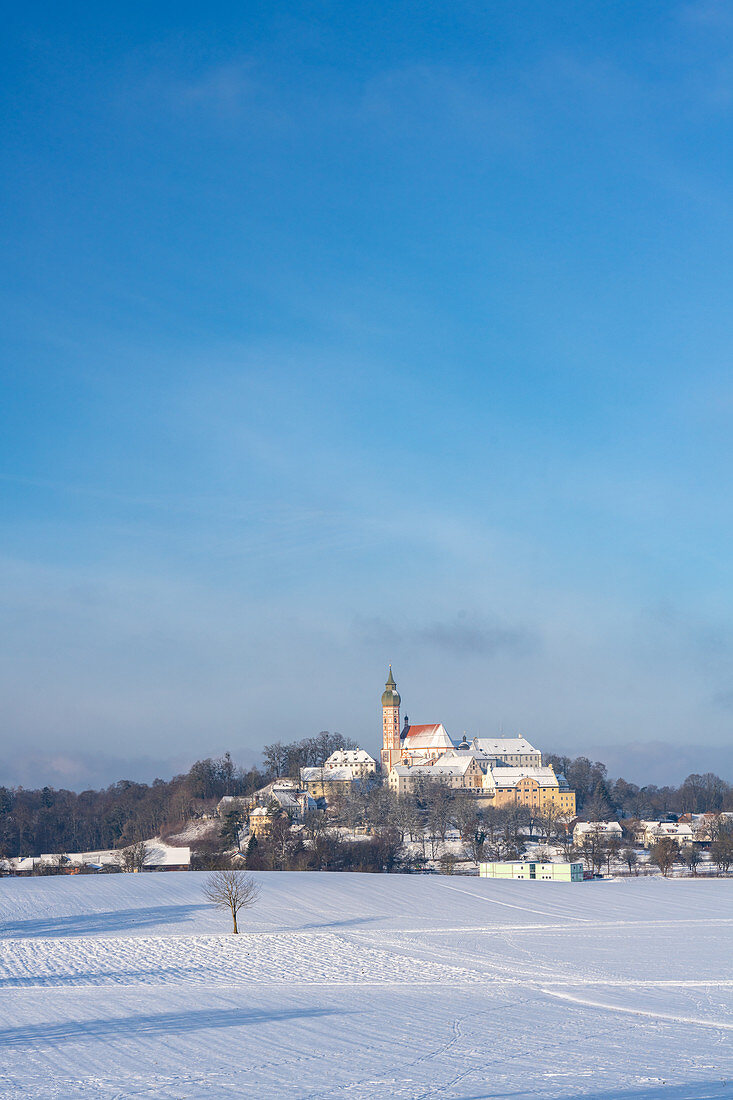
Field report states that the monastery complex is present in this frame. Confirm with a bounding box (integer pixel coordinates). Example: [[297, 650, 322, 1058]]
[[379, 668, 576, 816]]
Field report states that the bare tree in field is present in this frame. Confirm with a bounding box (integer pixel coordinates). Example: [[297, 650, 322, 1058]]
[[203, 870, 260, 934]]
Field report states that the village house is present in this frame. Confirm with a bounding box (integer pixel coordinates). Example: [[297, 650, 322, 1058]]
[[573, 821, 624, 844], [300, 747, 377, 797], [324, 748, 377, 778], [248, 806, 276, 836], [300, 765, 357, 799], [268, 780, 317, 819], [223, 780, 317, 823], [678, 812, 716, 826], [635, 821, 700, 846], [676, 812, 733, 840]]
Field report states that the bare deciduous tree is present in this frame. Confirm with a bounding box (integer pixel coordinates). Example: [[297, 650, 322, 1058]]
[[650, 837, 679, 877], [426, 783, 454, 846], [202, 869, 261, 933], [621, 847, 638, 875], [132, 840, 152, 871], [604, 836, 623, 874], [463, 828, 487, 865], [536, 805, 563, 843], [679, 844, 701, 875], [710, 827, 733, 874], [578, 824, 608, 874], [118, 840, 152, 872]]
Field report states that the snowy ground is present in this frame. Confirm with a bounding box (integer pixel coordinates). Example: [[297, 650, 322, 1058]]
[[0, 873, 731, 1098]]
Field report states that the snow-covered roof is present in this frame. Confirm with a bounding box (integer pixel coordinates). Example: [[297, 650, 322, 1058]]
[[402, 723, 454, 750], [391, 754, 476, 779], [301, 766, 354, 782], [574, 821, 623, 835], [73, 845, 190, 867], [487, 765, 566, 789], [250, 779, 300, 803], [390, 764, 439, 778], [272, 790, 299, 809], [473, 737, 540, 756], [422, 763, 471, 777], [430, 754, 478, 775], [641, 822, 696, 837], [482, 860, 581, 868], [13, 857, 38, 872], [325, 749, 376, 766], [443, 745, 493, 762], [271, 789, 316, 812], [217, 795, 248, 812], [146, 845, 191, 866], [14, 844, 191, 869]]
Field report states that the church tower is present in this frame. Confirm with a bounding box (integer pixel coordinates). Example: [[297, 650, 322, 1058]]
[[381, 666, 401, 773]]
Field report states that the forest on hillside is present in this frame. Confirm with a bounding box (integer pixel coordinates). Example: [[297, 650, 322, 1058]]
[[1, 734, 731, 860]]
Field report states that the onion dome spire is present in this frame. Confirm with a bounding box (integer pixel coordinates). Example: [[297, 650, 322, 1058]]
[[381, 665, 401, 708]]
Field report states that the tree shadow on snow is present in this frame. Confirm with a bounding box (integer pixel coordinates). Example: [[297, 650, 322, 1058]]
[[453, 1083, 732, 1100], [573, 1085, 732, 1100], [0, 1006, 344, 1047], [0, 903, 209, 938], [294, 915, 380, 931], [0, 965, 207, 987]]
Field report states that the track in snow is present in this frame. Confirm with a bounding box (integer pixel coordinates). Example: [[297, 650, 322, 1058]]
[[0, 872, 731, 1099]]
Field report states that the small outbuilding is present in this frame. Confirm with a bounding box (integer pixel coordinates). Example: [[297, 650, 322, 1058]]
[[480, 860, 584, 882]]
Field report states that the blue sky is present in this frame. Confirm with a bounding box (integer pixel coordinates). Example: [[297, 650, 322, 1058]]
[[2, 2, 733, 788]]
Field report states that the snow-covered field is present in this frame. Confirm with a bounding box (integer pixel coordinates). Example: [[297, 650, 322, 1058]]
[[0, 873, 731, 1098]]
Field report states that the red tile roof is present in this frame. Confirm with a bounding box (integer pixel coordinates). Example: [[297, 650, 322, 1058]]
[[402, 723, 454, 749]]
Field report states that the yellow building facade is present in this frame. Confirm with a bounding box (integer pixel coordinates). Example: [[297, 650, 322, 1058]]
[[486, 767, 576, 816]]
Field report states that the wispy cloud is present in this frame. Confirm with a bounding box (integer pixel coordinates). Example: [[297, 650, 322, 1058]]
[[116, 56, 290, 131], [356, 614, 538, 659]]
